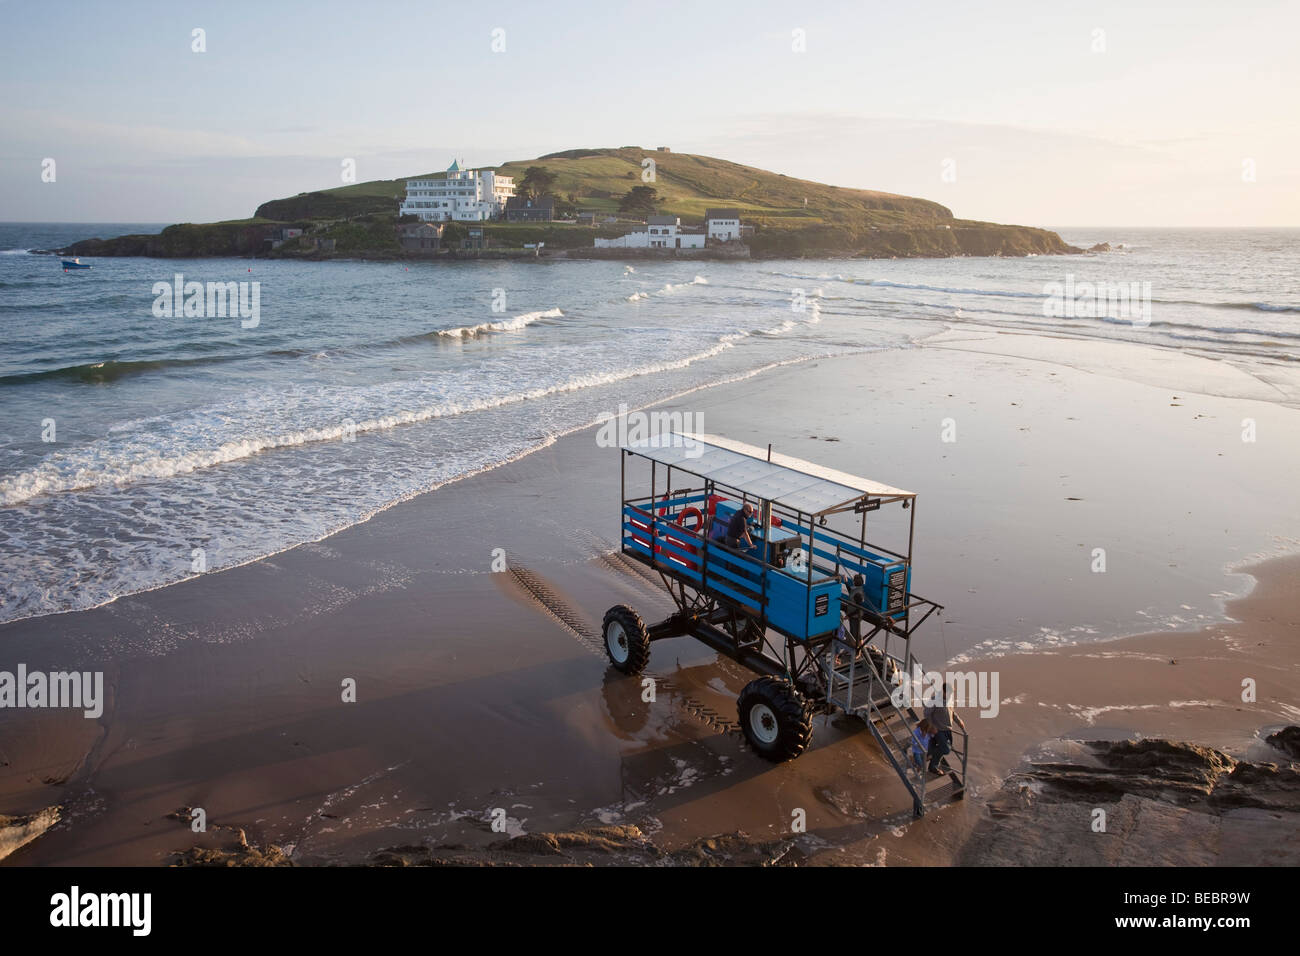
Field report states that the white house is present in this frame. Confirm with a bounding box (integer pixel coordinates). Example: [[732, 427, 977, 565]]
[[705, 208, 742, 242], [596, 215, 705, 250], [399, 160, 515, 222]]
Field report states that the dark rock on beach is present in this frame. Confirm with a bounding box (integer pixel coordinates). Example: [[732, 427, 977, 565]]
[[366, 826, 810, 867], [162, 822, 808, 867], [958, 731, 1300, 866], [1266, 725, 1300, 759], [0, 806, 61, 862]]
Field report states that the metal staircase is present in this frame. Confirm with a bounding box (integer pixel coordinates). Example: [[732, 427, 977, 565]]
[[820, 639, 967, 817]]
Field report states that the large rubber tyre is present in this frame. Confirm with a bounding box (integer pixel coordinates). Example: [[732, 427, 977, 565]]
[[602, 605, 651, 674], [737, 676, 814, 761]]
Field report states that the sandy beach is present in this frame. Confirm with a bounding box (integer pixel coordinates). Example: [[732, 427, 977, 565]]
[[2, 329, 1298, 866]]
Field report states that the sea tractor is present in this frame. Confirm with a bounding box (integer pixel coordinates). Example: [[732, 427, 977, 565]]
[[602, 432, 967, 816]]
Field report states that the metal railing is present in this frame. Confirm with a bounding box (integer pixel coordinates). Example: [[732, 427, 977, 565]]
[[818, 637, 968, 816]]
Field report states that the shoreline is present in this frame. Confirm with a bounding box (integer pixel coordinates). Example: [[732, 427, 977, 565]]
[[2, 333, 1298, 865], [39, 247, 1088, 264], [6, 324, 1296, 633], [0, 349, 847, 630]]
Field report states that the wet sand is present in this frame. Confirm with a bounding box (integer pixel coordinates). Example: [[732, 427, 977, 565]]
[[2, 332, 1298, 865]]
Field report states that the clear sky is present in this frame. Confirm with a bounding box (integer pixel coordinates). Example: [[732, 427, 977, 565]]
[[2, 0, 1296, 226]]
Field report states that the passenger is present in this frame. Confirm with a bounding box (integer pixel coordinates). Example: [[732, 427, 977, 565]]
[[910, 718, 935, 771], [838, 568, 865, 641], [726, 502, 756, 552], [923, 682, 955, 775]]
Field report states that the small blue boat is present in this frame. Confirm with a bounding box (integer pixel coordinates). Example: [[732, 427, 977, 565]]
[[61, 258, 92, 271]]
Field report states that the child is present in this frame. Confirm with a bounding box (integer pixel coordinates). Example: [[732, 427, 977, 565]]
[[909, 719, 934, 771]]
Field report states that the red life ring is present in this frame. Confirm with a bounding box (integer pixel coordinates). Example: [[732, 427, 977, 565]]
[[669, 506, 704, 571]]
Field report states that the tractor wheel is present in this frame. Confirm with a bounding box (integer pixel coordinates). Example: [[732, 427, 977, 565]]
[[602, 605, 651, 674], [738, 676, 814, 761]]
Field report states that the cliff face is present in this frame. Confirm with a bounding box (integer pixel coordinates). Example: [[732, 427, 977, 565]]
[[749, 220, 1076, 258], [64, 222, 281, 258]]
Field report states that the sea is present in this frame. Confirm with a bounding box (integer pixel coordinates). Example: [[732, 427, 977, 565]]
[[1, 222, 1297, 625]]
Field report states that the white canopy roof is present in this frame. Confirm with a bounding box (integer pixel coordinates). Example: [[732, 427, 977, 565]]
[[623, 432, 914, 514]]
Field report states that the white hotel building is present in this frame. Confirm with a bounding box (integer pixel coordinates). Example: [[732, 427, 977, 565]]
[[399, 160, 515, 222]]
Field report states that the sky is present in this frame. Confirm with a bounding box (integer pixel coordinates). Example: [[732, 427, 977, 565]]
[[1, 0, 1296, 227]]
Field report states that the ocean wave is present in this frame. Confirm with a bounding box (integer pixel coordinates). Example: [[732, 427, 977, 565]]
[[942, 306, 1300, 355], [0, 353, 245, 386], [626, 292, 648, 301], [1076, 313, 1300, 341], [869, 279, 1044, 298], [657, 276, 709, 294], [944, 303, 1300, 341], [760, 269, 854, 283], [0, 344, 863, 626], [0, 333, 744, 506], [761, 319, 799, 336], [286, 307, 566, 355], [758, 296, 823, 336], [0, 309, 566, 385], [1169, 299, 1300, 314], [871, 279, 1299, 315], [434, 307, 563, 338]]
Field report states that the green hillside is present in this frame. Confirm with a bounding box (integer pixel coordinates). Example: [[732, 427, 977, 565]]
[[499, 147, 952, 225], [253, 147, 952, 226], [67, 147, 1078, 259]]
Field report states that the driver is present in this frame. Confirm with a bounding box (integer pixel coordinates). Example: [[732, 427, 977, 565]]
[[726, 502, 756, 552]]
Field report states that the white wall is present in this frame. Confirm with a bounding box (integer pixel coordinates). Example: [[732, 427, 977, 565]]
[[596, 230, 706, 249], [706, 218, 740, 240], [595, 231, 650, 248]]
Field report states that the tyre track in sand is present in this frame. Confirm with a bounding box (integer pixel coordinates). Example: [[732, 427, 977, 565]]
[[505, 564, 745, 743], [562, 527, 665, 593]]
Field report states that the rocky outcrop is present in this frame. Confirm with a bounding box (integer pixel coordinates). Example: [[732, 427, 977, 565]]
[[1266, 726, 1300, 759], [958, 732, 1300, 866], [366, 826, 809, 867], [748, 220, 1079, 259], [171, 844, 295, 866], [0, 806, 60, 861], [172, 823, 812, 867], [62, 222, 282, 258]]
